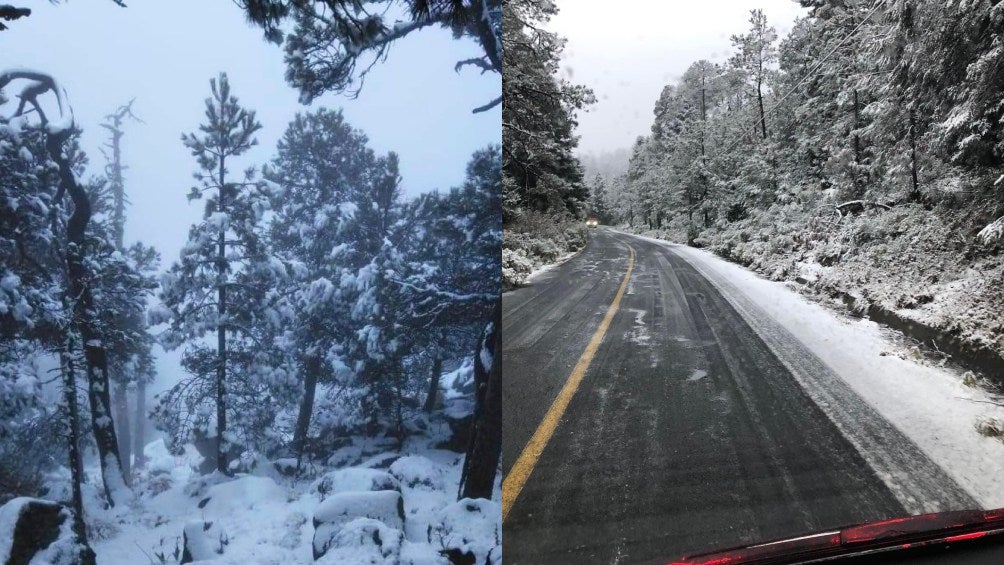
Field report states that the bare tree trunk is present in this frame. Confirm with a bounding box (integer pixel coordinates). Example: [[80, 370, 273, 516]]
[[106, 106, 133, 483], [293, 354, 321, 468], [60, 339, 96, 565], [48, 132, 128, 507], [424, 356, 443, 412], [133, 377, 147, 470], [459, 301, 501, 500], [113, 383, 132, 481]]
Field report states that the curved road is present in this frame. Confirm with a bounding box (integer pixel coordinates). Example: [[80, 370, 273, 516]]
[[501, 229, 975, 564]]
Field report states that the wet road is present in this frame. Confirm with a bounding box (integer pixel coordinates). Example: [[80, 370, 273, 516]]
[[501, 229, 975, 564]]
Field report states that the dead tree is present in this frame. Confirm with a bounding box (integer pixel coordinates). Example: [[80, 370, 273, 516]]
[[99, 101, 143, 481]]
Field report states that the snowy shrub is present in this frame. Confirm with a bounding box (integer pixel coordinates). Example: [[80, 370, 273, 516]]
[[503, 210, 591, 289], [976, 418, 1004, 442], [502, 248, 534, 288], [431, 498, 501, 565]]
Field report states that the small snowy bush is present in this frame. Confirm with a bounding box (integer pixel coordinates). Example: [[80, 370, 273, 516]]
[[502, 248, 534, 288], [432, 498, 501, 565]]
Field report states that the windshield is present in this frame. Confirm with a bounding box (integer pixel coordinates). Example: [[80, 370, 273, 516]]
[[501, 0, 1004, 563]]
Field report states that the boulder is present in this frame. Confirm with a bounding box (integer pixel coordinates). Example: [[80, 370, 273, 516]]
[[0, 497, 92, 565], [180, 521, 229, 564], [388, 456, 444, 491], [310, 468, 400, 501], [312, 490, 404, 560], [314, 518, 403, 565]]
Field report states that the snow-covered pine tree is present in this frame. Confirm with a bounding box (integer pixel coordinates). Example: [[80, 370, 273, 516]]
[[404, 146, 501, 416], [1, 69, 130, 509], [264, 108, 393, 463], [238, 0, 501, 111], [157, 73, 277, 475]]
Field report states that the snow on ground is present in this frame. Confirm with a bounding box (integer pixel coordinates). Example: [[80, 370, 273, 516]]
[[622, 230, 1004, 509], [525, 249, 582, 284], [84, 431, 500, 564]]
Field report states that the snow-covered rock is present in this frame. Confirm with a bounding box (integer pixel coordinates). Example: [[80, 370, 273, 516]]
[[180, 520, 229, 564], [312, 491, 404, 560], [310, 468, 400, 501], [200, 476, 285, 515], [0, 497, 89, 565], [389, 456, 444, 490], [314, 518, 404, 565], [432, 498, 501, 565]]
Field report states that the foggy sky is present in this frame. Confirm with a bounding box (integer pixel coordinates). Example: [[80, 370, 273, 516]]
[[1, 0, 501, 264], [550, 0, 806, 156], [1, 0, 500, 394]]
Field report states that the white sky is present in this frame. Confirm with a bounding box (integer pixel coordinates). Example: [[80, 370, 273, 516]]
[[549, 0, 806, 155], [1, 0, 499, 395]]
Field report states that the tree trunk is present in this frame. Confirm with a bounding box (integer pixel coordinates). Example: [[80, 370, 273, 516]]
[[48, 133, 128, 507], [113, 383, 132, 482], [60, 341, 97, 565], [757, 79, 768, 140], [292, 354, 321, 467], [133, 377, 147, 470], [424, 356, 443, 412], [852, 88, 865, 197], [459, 300, 502, 500], [60, 342, 86, 542], [216, 158, 229, 476], [108, 109, 133, 482], [909, 108, 920, 202]]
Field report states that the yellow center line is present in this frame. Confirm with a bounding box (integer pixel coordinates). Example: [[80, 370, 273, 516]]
[[502, 240, 636, 523]]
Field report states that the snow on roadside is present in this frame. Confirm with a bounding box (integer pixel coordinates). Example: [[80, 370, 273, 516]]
[[525, 248, 581, 284], [622, 230, 1004, 510]]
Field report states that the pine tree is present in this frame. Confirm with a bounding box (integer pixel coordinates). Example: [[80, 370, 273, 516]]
[[264, 108, 394, 463], [158, 73, 268, 475], [237, 0, 501, 110]]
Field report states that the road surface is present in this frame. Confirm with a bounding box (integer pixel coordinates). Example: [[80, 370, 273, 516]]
[[501, 228, 975, 564]]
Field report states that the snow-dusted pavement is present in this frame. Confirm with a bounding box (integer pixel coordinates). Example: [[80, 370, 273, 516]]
[[502, 228, 1004, 564]]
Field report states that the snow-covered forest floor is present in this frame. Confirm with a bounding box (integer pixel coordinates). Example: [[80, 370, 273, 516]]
[[63, 368, 502, 565], [620, 228, 1004, 508]]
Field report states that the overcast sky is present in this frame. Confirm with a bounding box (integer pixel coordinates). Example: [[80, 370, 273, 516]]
[[549, 0, 806, 156], [1, 0, 499, 394]]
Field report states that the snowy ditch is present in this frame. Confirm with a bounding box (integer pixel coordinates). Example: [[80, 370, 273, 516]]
[[620, 230, 1004, 511]]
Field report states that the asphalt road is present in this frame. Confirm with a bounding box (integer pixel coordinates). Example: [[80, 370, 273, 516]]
[[501, 228, 975, 564]]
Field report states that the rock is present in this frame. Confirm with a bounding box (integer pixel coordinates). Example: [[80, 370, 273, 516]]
[[432, 498, 501, 565], [310, 468, 400, 501], [180, 521, 229, 564], [312, 491, 404, 560], [314, 518, 403, 565], [388, 455, 444, 490], [0, 497, 92, 565]]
